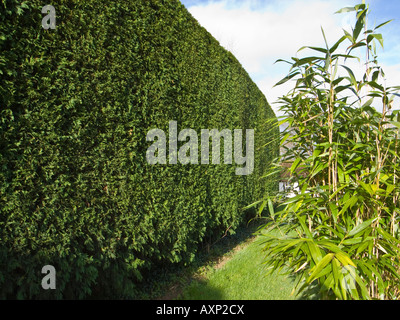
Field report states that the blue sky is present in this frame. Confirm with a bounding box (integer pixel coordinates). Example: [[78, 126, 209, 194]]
[[180, 0, 400, 116]]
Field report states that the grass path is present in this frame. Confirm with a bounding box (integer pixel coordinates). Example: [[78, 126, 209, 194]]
[[176, 235, 297, 300]]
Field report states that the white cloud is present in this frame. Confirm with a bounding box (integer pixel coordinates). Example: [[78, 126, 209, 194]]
[[185, 0, 400, 116], [190, 1, 347, 70]]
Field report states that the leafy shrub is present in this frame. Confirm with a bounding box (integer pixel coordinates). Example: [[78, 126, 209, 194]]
[[259, 2, 400, 300], [0, 0, 278, 298]]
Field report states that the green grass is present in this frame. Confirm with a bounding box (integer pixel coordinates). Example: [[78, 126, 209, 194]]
[[177, 236, 298, 300], [139, 220, 318, 300]]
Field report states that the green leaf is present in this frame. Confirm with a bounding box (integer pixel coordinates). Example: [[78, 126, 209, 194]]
[[369, 33, 384, 49], [307, 241, 323, 265], [390, 121, 400, 129], [297, 46, 327, 54], [274, 58, 292, 65], [267, 197, 275, 220], [335, 7, 356, 14], [290, 158, 301, 174], [368, 80, 384, 91], [338, 193, 359, 216], [347, 41, 367, 54], [242, 200, 262, 211], [348, 218, 376, 237], [353, 9, 367, 41], [332, 258, 340, 286], [310, 162, 326, 179], [342, 237, 363, 245], [274, 72, 300, 87], [353, 272, 370, 300], [307, 253, 335, 283], [328, 202, 339, 224], [371, 70, 380, 82], [257, 199, 267, 216], [293, 56, 324, 68], [385, 184, 395, 197], [342, 65, 357, 87], [362, 97, 374, 108], [321, 27, 329, 50], [358, 181, 375, 196], [375, 19, 393, 30], [329, 35, 347, 54], [335, 251, 356, 268]]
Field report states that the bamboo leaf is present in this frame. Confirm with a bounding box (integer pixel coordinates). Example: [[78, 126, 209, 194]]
[[370, 33, 384, 49], [338, 193, 359, 216], [307, 253, 335, 284], [390, 121, 400, 129], [368, 80, 384, 91], [290, 158, 301, 174], [353, 9, 367, 41], [321, 27, 329, 50], [335, 251, 356, 267], [335, 7, 356, 14], [310, 162, 326, 179], [274, 72, 300, 87], [330, 35, 347, 54], [242, 200, 262, 211], [385, 184, 395, 197], [274, 58, 293, 65], [342, 65, 357, 87], [348, 218, 376, 237], [307, 241, 323, 265], [328, 202, 339, 224], [358, 181, 374, 196], [267, 197, 275, 220], [342, 237, 363, 245], [298, 215, 313, 240], [297, 46, 327, 54], [332, 258, 340, 286], [293, 56, 324, 67], [343, 28, 354, 43], [375, 19, 393, 30], [257, 199, 267, 216], [347, 41, 367, 54], [362, 97, 374, 108], [353, 272, 371, 300]]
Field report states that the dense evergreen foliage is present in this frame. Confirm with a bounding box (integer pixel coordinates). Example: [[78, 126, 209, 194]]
[[0, 0, 278, 298]]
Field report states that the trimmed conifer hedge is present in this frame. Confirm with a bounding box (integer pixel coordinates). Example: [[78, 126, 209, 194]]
[[0, 0, 279, 298]]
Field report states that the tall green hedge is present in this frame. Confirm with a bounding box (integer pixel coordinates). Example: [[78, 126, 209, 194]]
[[0, 0, 279, 299]]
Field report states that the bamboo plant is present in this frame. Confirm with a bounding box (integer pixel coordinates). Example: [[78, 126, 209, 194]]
[[259, 1, 400, 300]]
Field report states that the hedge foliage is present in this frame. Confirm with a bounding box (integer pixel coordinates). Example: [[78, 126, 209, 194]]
[[0, 0, 279, 299]]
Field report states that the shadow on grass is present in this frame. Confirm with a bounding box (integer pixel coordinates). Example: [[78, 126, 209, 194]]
[[134, 219, 265, 300], [178, 231, 299, 300], [288, 277, 321, 300], [177, 279, 225, 300], [135, 215, 322, 300]]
